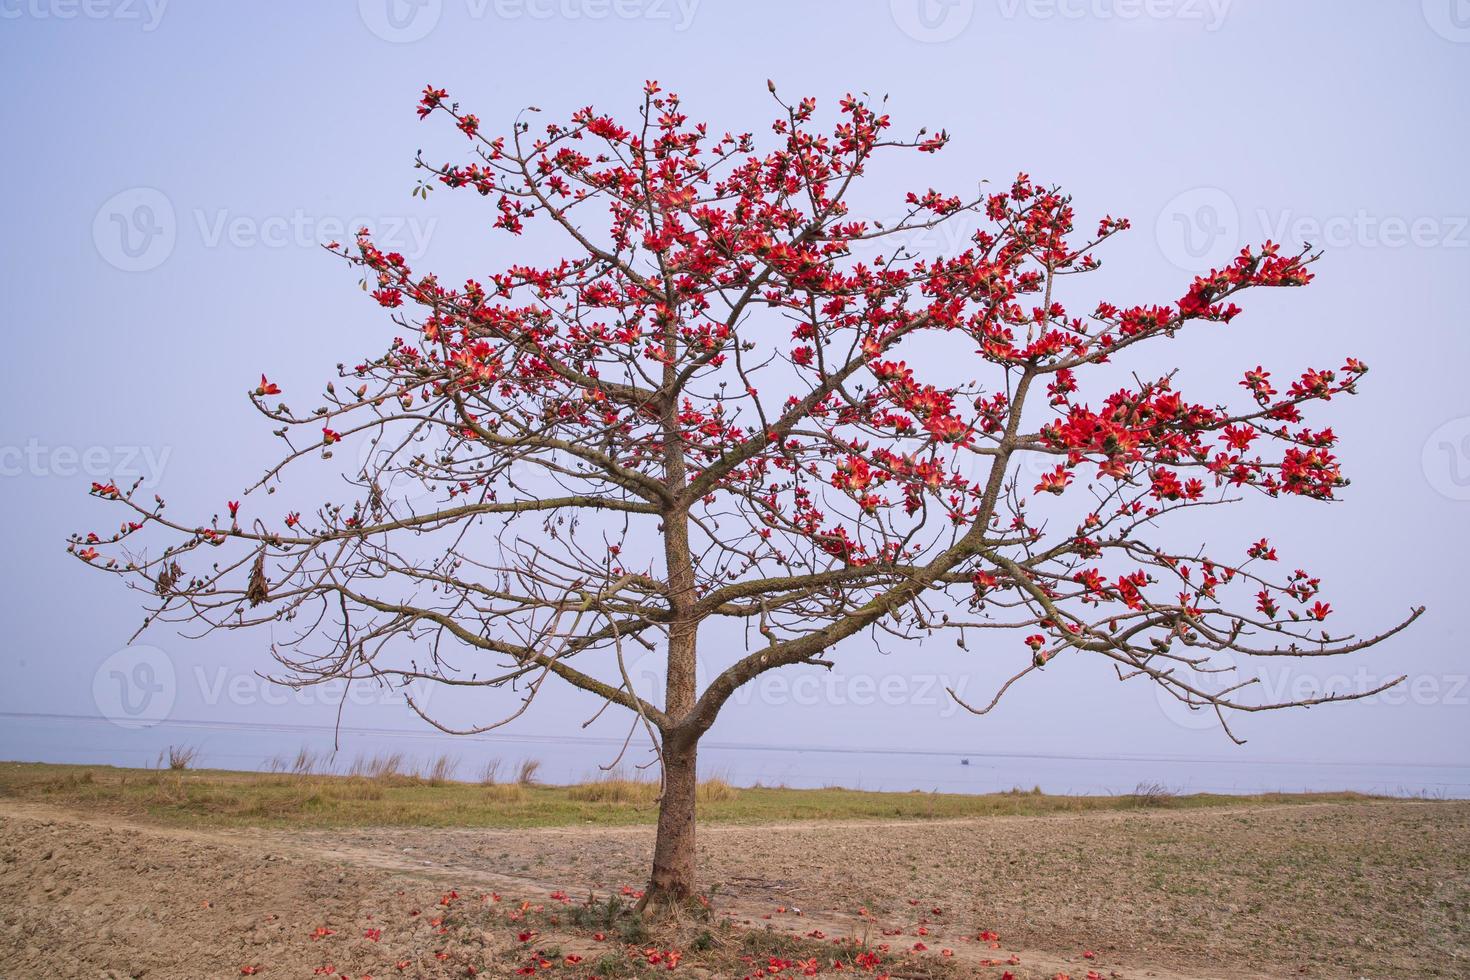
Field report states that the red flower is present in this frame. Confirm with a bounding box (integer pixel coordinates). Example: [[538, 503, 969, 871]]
[[1247, 539, 1277, 561], [1034, 465, 1072, 495], [417, 85, 447, 119]]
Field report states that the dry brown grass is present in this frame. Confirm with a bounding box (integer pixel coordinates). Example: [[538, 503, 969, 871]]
[[515, 758, 542, 786], [266, 746, 322, 776], [566, 774, 657, 804], [344, 751, 410, 780], [158, 744, 201, 771], [0, 761, 1390, 832], [567, 771, 741, 806], [1129, 780, 1179, 807], [697, 776, 738, 803], [422, 753, 458, 785]]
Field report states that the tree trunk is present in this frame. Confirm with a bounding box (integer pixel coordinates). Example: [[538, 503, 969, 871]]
[[640, 735, 698, 914]]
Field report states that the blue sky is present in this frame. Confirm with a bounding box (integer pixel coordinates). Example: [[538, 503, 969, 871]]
[[2, 1, 1467, 790]]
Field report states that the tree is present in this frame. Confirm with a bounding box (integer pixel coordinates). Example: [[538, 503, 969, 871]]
[[73, 81, 1422, 913]]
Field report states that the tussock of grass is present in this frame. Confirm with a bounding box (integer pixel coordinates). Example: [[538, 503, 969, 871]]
[[567, 775, 658, 804], [697, 777, 738, 803], [516, 758, 542, 786], [567, 772, 740, 806], [159, 744, 201, 770], [1130, 781, 1180, 808], [477, 782, 527, 803], [422, 753, 458, 785], [0, 760, 1385, 831], [345, 751, 409, 780]]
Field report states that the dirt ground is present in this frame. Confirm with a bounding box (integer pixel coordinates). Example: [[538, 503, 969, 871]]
[[1, 797, 1466, 979]]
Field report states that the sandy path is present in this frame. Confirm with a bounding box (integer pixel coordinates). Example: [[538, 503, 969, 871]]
[[2, 797, 1466, 978], [0, 799, 1111, 979]]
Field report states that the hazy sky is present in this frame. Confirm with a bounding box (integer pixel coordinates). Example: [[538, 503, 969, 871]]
[[2, 1, 1467, 791]]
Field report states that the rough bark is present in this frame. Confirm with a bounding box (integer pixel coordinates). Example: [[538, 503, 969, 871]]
[[639, 734, 699, 913], [644, 322, 704, 912]]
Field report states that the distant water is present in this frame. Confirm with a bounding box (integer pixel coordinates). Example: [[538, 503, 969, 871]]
[[3, 713, 1467, 798]]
